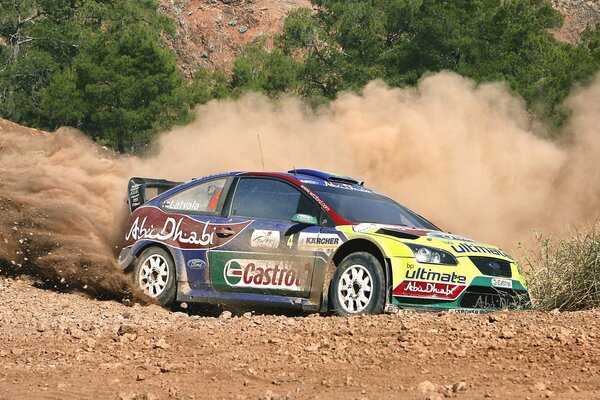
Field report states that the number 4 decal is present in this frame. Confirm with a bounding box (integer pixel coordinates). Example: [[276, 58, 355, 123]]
[[286, 234, 294, 249]]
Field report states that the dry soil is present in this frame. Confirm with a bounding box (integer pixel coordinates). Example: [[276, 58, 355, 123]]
[[1, 276, 599, 400]]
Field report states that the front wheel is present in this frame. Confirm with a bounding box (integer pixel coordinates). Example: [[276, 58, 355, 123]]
[[133, 247, 177, 306], [329, 252, 385, 316]]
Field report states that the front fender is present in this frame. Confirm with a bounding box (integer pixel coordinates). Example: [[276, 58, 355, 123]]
[[316, 230, 410, 312]]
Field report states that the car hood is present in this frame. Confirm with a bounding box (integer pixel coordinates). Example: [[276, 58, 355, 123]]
[[345, 223, 514, 261]]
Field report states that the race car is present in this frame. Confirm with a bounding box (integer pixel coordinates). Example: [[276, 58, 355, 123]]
[[119, 169, 529, 315]]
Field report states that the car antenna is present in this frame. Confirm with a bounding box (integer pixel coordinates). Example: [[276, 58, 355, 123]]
[[257, 134, 265, 171]]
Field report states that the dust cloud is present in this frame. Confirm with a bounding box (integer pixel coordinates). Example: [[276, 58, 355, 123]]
[[0, 125, 138, 300], [138, 71, 599, 251], [0, 71, 599, 299]]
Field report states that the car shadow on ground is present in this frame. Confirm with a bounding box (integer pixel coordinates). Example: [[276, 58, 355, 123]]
[[174, 302, 311, 318]]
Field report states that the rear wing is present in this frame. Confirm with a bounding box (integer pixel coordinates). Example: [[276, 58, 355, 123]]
[[127, 177, 182, 212]]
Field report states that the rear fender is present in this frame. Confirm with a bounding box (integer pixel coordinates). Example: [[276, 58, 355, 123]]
[[122, 241, 185, 282]]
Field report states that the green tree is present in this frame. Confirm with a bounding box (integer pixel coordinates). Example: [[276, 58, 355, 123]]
[[231, 41, 301, 96], [187, 67, 230, 105], [43, 23, 189, 151], [1, 0, 195, 152], [0, 0, 82, 124], [250, 0, 600, 130]]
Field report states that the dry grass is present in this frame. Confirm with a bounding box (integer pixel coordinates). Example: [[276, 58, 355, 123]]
[[525, 225, 600, 311]]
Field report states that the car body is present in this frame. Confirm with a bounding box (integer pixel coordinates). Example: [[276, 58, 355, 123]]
[[119, 169, 529, 314]]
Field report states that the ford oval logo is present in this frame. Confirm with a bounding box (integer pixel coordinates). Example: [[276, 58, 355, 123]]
[[187, 259, 206, 269], [489, 261, 500, 269]]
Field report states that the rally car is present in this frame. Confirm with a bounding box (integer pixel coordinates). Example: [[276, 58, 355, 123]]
[[119, 169, 529, 315]]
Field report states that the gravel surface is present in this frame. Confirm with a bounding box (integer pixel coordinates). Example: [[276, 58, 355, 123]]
[[1, 276, 599, 399]]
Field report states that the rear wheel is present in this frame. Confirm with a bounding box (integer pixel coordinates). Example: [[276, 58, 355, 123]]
[[133, 247, 176, 306], [329, 252, 385, 316]]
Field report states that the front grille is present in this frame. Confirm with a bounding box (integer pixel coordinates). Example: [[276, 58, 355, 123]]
[[469, 256, 512, 277], [459, 286, 528, 310]]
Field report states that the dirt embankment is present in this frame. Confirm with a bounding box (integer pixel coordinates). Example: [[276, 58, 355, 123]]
[[1, 276, 599, 400], [157, 0, 311, 77], [551, 0, 600, 43]]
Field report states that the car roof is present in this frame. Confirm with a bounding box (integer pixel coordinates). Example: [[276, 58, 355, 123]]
[[192, 169, 371, 191], [190, 169, 374, 192]]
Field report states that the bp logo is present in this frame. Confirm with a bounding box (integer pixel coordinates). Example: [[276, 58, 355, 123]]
[[224, 260, 244, 286]]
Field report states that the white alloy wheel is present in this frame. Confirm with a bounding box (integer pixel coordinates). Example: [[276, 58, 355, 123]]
[[138, 253, 170, 297], [337, 264, 373, 313]]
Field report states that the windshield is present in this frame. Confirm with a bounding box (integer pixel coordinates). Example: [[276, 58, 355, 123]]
[[309, 184, 439, 230]]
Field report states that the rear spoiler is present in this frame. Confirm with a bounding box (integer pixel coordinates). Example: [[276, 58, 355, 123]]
[[127, 177, 182, 212]]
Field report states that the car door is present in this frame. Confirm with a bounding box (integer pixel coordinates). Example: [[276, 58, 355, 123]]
[[208, 176, 322, 298], [155, 176, 246, 292]]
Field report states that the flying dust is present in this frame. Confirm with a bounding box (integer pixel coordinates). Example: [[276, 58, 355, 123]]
[[0, 125, 131, 299], [0, 72, 598, 300], [140, 71, 599, 249]]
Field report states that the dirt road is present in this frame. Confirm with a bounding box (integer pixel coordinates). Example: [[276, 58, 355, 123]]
[[0, 277, 599, 400]]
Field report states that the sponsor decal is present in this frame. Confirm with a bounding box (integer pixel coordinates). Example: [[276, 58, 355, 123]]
[[491, 278, 513, 289], [449, 308, 486, 314], [223, 259, 310, 290], [393, 280, 466, 300], [209, 250, 322, 295], [187, 259, 206, 269], [450, 242, 513, 260], [298, 233, 341, 255], [322, 180, 372, 193], [299, 185, 331, 212], [299, 179, 319, 185], [164, 200, 203, 211], [124, 207, 250, 249], [251, 230, 280, 249], [352, 223, 379, 233], [126, 215, 214, 246], [427, 232, 475, 242], [405, 267, 467, 284], [129, 183, 142, 209]]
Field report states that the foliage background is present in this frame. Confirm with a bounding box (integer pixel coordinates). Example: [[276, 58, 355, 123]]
[[1, 0, 600, 151]]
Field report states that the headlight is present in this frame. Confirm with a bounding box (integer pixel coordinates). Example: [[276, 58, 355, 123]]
[[405, 244, 457, 265]]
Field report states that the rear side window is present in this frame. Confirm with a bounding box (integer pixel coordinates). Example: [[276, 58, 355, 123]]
[[230, 178, 320, 222], [162, 178, 227, 213]]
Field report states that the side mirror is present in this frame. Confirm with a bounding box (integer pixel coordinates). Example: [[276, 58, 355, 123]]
[[291, 213, 318, 225]]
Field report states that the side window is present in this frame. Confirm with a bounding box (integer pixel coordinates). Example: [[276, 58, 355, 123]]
[[231, 178, 320, 222], [162, 178, 227, 213]]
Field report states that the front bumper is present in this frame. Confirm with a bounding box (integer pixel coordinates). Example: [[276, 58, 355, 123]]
[[388, 256, 530, 312]]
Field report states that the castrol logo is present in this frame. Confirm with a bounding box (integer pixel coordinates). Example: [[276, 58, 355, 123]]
[[223, 259, 307, 290]]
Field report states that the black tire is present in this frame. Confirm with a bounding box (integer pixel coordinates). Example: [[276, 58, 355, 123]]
[[328, 252, 385, 316], [133, 247, 177, 306]]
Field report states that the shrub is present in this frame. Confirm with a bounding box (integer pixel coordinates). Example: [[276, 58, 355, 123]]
[[525, 225, 600, 311]]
